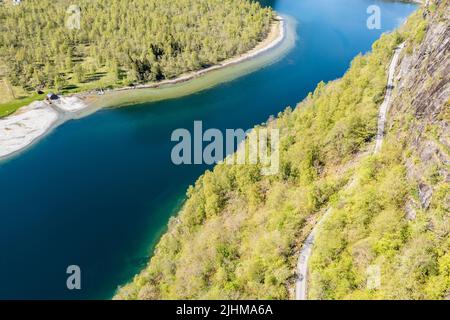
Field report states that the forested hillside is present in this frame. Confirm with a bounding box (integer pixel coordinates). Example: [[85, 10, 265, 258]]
[[309, 0, 449, 299], [115, 1, 448, 300], [0, 0, 273, 105]]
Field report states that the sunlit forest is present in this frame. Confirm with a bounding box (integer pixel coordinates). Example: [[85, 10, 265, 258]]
[[115, 6, 449, 300]]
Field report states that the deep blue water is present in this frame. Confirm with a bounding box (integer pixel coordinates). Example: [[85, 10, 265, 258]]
[[0, 0, 417, 299]]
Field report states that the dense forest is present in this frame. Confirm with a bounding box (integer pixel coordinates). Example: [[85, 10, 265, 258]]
[[115, 3, 449, 300], [308, 2, 449, 299], [0, 0, 273, 94]]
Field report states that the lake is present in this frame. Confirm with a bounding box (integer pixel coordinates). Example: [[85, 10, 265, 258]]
[[0, 0, 417, 299]]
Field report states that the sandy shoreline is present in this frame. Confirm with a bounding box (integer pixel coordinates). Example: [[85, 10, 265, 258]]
[[0, 17, 286, 161]]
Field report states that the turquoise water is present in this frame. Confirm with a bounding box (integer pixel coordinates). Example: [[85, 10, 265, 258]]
[[0, 0, 417, 299]]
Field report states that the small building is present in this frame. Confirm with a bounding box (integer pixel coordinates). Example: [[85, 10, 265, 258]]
[[46, 93, 59, 100]]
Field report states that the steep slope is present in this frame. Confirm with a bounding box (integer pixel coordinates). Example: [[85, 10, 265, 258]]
[[297, 40, 408, 301], [116, 1, 448, 300], [0, 0, 273, 115], [309, 0, 449, 299]]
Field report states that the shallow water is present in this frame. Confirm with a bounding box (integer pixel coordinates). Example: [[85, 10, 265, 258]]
[[0, 0, 417, 299]]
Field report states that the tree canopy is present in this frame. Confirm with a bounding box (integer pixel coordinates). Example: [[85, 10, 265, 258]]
[[115, 6, 448, 300], [0, 0, 273, 92]]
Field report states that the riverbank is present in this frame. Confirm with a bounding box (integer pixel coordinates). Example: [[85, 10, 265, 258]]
[[0, 17, 285, 162], [0, 96, 96, 160], [295, 42, 406, 300], [80, 16, 286, 107]]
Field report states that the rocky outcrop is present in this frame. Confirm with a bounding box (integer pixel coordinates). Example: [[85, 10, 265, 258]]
[[389, 0, 449, 219]]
